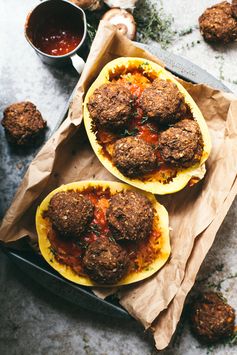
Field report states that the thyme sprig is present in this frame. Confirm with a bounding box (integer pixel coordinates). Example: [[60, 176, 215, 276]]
[[134, 0, 175, 48], [120, 128, 139, 137]]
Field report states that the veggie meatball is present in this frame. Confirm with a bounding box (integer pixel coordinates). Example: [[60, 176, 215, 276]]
[[199, 1, 237, 43], [232, 0, 237, 18], [106, 190, 154, 241], [1, 101, 46, 145], [140, 79, 186, 125], [83, 238, 129, 284], [47, 191, 94, 238], [87, 83, 133, 131], [158, 119, 203, 168], [112, 136, 157, 178], [190, 292, 236, 343]]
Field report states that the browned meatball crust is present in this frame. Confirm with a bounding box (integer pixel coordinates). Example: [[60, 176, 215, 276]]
[[158, 119, 203, 168], [87, 83, 133, 131], [140, 79, 186, 125], [47, 191, 94, 238], [199, 1, 237, 43], [190, 292, 236, 343], [112, 136, 157, 178], [83, 238, 129, 284], [232, 0, 237, 18], [106, 190, 154, 241], [1, 101, 46, 145]]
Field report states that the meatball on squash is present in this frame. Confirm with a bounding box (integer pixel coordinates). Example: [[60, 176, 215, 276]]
[[87, 83, 133, 131], [107, 190, 154, 241], [83, 57, 211, 195], [140, 79, 186, 125], [46, 191, 94, 238], [36, 181, 170, 286], [112, 136, 157, 178], [158, 119, 203, 168], [83, 238, 129, 284]]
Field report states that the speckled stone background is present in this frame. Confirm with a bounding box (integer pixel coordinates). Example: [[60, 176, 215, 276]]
[[0, 1, 237, 354]]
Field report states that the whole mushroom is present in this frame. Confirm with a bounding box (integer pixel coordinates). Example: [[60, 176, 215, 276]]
[[102, 8, 136, 40], [69, 0, 103, 11]]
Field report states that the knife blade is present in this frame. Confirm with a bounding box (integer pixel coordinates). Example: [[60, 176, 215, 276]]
[[137, 42, 232, 93]]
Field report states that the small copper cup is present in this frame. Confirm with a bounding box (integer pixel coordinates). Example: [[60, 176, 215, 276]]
[[25, 0, 87, 73]]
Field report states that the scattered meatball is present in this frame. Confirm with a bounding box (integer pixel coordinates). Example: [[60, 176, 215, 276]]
[[112, 136, 157, 178], [199, 1, 237, 43], [140, 79, 186, 125], [106, 190, 154, 241], [83, 238, 129, 284], [87, 83, 133, 131], [158, 119, 203, 168], [1, 101, 46, 145], [232, 0, 237, 18], [47, 191, 94, 238], [190, 292, 236, 343]]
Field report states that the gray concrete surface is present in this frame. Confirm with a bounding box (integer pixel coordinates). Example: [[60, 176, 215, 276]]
[[0, 0, 237, 354]]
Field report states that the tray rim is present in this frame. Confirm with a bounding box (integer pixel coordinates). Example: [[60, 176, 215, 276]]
[[1, 42, 232, 318]]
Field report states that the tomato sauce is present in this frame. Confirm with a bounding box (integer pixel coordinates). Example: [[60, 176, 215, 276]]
[[45, 187, 162, 275]]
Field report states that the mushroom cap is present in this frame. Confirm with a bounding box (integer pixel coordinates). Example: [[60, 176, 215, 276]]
[[102, 8, 136, 40], [104, 0, 138, 9], [69, 0, 103, 11]]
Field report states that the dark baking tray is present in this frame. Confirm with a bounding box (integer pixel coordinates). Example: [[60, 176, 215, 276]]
[[1, 43, 231, 319]]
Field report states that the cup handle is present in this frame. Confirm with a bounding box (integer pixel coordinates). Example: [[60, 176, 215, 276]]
[[71, 54, 85, 74]]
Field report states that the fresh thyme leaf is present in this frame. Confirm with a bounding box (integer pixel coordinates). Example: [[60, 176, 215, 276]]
[[217, 292, 228, 304], [131, 109, 138, 118], [49, 246, 57, 256], [120, 128, 139, 137], [75, 238, 89, 250], [148, 124, 157, 133], [179, 27, 193, 36], [85, 5, 109, 45], [87, 22, 97, 45], [230, 332, 237, 345], [134, 0, 175, 48], [141, 116, 149, 124], [138, 62, 150, 70], [133, 262, 139, 271], [88, 223, 101, 236], [216, 263, 224, 272]]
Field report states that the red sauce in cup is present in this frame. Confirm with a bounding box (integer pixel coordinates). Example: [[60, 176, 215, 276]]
[[34, 16, 82, 56], [28, 2, 84, 56]]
